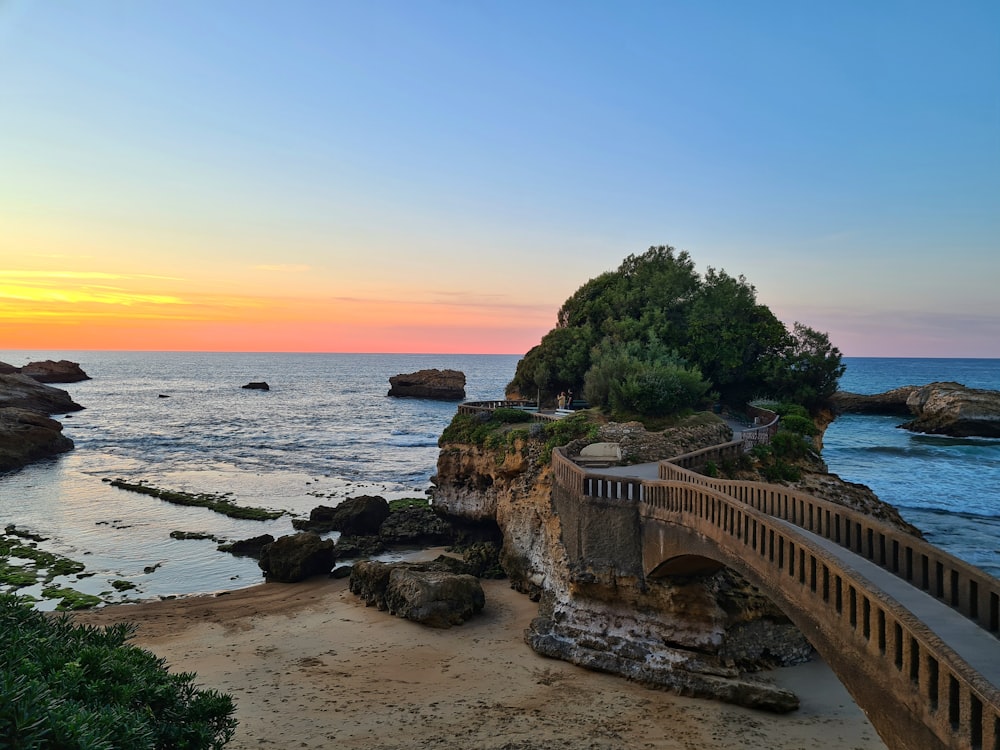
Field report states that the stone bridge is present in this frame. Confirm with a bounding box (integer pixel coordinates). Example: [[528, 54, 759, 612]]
[[551, 444, 1000, 750]]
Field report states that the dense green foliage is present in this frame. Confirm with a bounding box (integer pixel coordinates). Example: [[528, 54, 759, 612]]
[[439, 409, 599, 465], [507, 246, 844, 415], [0, 594, 237, 749]]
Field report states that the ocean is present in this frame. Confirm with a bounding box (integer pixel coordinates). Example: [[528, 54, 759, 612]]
[[1, 352, 998, 609], [824, 357, 1000, 577]]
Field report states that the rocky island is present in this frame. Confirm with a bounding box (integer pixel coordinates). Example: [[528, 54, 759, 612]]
[[387, 368, 466, 400], [832, 381, 1000, 437]]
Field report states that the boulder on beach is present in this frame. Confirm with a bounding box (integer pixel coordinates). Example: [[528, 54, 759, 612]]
[[387, 369, 465, 400], [349, 560, 485, 628], [258, 532, 336, 582], [900, 382, 1000, 438], [242, 381, 270, 391]]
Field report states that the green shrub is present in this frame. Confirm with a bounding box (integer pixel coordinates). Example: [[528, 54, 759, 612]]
[[491, 407, 533, 424], [779, 414, 818, 437], [0, 594, 237, 749]]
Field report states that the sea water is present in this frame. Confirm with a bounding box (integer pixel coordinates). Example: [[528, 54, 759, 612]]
[[1, 352, 998, 607], [0, 351, 519, 607], [824, 358, 1000, 576]]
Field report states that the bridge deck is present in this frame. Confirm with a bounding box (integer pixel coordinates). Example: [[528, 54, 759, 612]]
[[596, 461, 1000, 688], [771, 517, 1000, 688]]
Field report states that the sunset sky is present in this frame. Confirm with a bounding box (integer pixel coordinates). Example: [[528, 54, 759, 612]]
[[2, 2, 998, 357]]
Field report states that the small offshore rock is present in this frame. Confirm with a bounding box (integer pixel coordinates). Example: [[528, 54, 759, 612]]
[[293, 495, 390, 535], [387, 369, 466, 400], [242, 381, 270, 390], [218, 533, 276, 558]]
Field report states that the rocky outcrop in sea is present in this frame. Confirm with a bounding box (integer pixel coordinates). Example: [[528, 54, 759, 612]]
[[831, 381, 1000, 438], [0, 373, 84, 472], [900, 381, 1000, 438], [0, 359, 90, 383], [387, 369, 466, 400]]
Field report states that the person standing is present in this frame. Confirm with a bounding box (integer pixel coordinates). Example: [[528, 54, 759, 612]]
[[557, 392, 566, 410]]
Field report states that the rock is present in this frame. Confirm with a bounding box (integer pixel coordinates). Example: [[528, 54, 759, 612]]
[[387, 369, 466, 400], [0, 362, 17, 375], [218, 534, 276, 559], [333, 534, 386, 559], [242, 381, 270, 390], [292, 495, 390, 535], [258, 532, 336, 582], [900, 382, 1000, 438], [349, 560, 485, 628], [0, 407, 75, 471], [0, 374, 83, 414], [829, 386, 919, 415], [330, 565, 353, 579], [16, 360, 90, 383], [525, 614, 799, 713], [378, 505, 456, 546]]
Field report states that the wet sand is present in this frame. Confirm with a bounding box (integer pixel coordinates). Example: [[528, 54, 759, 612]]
[[73, 571, 886, 750]]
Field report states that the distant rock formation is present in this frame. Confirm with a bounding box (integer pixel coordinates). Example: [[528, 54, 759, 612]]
[[900, 382, 1000, 438], [0, 359, 91, 383], [832, 382, 1000, 438], [387, 369, 465, 400], [242, 381, 270, 391], [828, 386, 918, 415]]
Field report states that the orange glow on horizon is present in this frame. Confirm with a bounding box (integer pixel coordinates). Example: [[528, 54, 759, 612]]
[[0, 272, 553, 355]]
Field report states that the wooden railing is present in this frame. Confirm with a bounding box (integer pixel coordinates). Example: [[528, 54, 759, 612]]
[[551, 447, 1000, 749], [659, 458, 1000, 638]]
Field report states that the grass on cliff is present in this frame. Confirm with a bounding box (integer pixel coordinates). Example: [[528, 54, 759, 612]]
[[440, 409, 600, 464], [0, 594, 237, 748], [108, 479, 285, 521]]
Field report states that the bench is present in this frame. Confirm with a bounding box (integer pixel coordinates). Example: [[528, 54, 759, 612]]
[[575, 442, 623, 467]]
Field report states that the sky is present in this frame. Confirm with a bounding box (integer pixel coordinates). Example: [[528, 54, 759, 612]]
[[1, 1, 998, 357]]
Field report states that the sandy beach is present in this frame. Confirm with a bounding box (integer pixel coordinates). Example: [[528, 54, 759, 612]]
[[72, 565, 887, 750]]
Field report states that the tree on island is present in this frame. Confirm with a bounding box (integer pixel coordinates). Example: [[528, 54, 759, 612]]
[[506, 246, 844, 416]]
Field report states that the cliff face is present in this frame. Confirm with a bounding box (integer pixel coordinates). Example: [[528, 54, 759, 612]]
[[431, 420, 808, 711]]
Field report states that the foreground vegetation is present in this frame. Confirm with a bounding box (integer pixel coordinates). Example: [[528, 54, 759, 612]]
[[507, 246, 844, 417], [0, 594, 237, 748]]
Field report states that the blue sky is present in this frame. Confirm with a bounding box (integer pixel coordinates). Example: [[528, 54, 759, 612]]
[[1, 1, 998, 355]]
